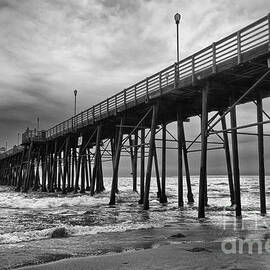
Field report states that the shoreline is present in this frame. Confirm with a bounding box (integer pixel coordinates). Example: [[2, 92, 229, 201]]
[[18, 239, 270, 270], [14, 215, 270, 270]]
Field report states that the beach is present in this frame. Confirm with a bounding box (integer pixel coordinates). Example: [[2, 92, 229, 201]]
[[19, 218, 270, 270], [18, 243, 270, 270], [1, 175, 270, 269]]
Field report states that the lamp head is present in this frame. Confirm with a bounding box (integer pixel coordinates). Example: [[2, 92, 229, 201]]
[[174, 13, 181, 24], [74, 89, 78, 96]]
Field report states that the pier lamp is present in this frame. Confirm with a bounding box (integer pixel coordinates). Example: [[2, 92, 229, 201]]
[[174, 13, 181, 63], [37, 117, 40, 131], [74, 89, 78, 115]]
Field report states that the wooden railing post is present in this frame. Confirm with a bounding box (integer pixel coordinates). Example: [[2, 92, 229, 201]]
[[92, 107, 95, 123], [159, 72, 162, 95], [146, 78, 149, 102], [134, 85, 137, 105], [107, 99, 109, 115], [192, 56, 195, 84], [124, 89, 127, 109], [237, 31, 241, 64], [212, 42, 216, 73], [87, 110, 89, 124]]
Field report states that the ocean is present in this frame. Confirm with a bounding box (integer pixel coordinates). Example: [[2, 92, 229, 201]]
[[0, 175, 269, 269]]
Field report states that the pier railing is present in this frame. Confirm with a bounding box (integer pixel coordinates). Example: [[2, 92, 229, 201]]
[[0, 145, 24, 159], [46, 14, 270, 140], [22, 129, 46, 144]]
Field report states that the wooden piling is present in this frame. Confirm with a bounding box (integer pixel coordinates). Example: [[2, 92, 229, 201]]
[[109, 118, 124, 205], [230, 104, 242, 217], [133, 131, 138, 192], [74, 138, 83, 193], [138, 128, 145, 204], [48, 149, 54, 192], [179, 120, 194, 203], [220, 112, 235, 206], [143, 105, 158, 210], [41, 143, 48, 192], [91, 126, 102, 196], [33, 146, 41, 190], [96, 152, 105, 192], [67, 145, 71, 192], [57, 151, 62, 191], [71, 146, 77, 190], [62, 136, 70, 194], [198, 84, 209, 218], [51, 141, 58, 192], [257, 92, 266, 215], [153, 143, 161, 198], [160, 123, 168, 203], [23, 141, 34, 192], [15, 147, 26, 191], [85, 149, 90, 191], [86, 148, 92, 191], [80, 152, 86, 193], [177, 112, 184, 208]]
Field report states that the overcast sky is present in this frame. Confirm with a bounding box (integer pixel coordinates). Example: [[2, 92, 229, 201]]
[[1, 0, 270, 176]]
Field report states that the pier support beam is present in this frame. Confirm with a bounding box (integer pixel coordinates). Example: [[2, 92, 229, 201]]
[[71, 146, 77, 190], [33, 146, 41, 191], [51, 141, 58, 192], [57, 151, 63, 191], [85, 149, 90, 191], [180, 120, 194, 203], [86, 148, 92, 191], [74, 137, 83, 193], [198, 84, 209, 218], [257, 92, 266, 215], [160, 123, 168, 203], [153, 143, 161, 198], [143, 104, 158, 210], [177, 112, 183, 207], [41, 143, 48, 192], [109, 118, 124, 205], [132, 131, 138, 192], [138, 128, 145, 204], [220, 112, 235, 206], [230, 104, 242, 217], [67, 145, 71, 192], [48, 149, 54, 192], [91, 126, 102, 196], [80, 149, 86, 193], [62, 136, 70, 194], [23, 141, 34, 192], [16, 147, 26, 191]]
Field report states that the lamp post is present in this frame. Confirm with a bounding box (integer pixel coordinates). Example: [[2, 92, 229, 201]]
[[174, 13, 181, 63], [74, 89, 78, 115]]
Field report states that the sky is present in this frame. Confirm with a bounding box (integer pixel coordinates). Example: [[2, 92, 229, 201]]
[[1, 0, 270, 176]]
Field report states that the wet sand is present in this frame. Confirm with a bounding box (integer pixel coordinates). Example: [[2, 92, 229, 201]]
[[17, 217, 270, 270], [18, 239, 270, 270]]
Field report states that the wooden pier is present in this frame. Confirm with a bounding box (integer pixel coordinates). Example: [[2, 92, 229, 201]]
[[1, 14, 270, 218]]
